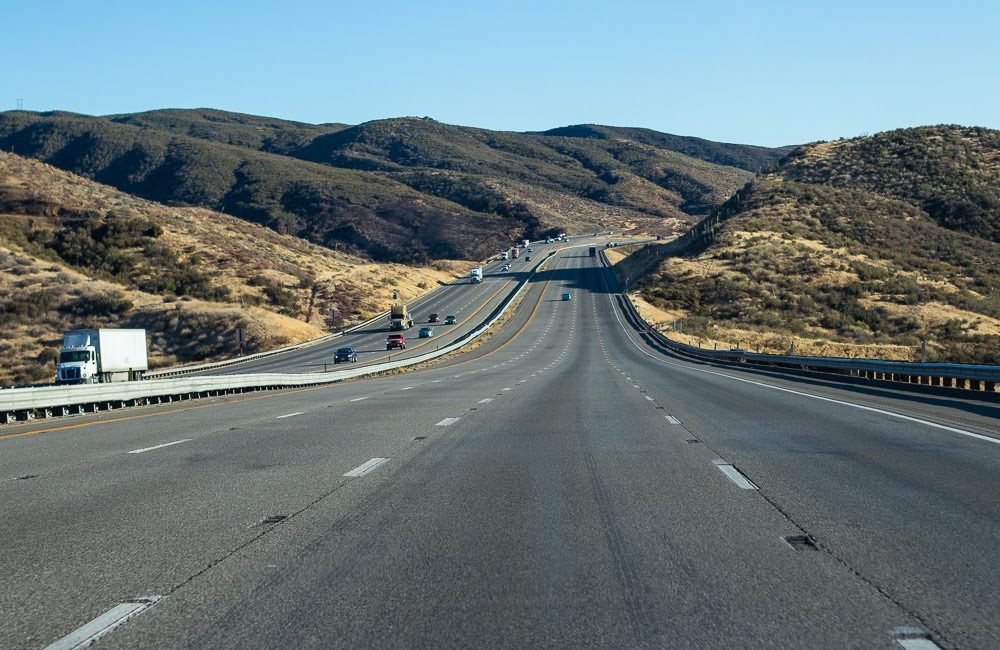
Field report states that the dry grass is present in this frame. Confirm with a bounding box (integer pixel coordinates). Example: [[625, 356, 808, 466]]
[[0, 152, 470, 384]]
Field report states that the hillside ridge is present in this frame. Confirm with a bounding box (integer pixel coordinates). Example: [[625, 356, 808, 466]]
[[623, 125, 1000, 364], [0, 109, 788, 262]]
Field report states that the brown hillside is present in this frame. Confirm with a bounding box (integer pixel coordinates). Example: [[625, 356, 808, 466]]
[[0, 152, 464, 384], [621, 127, 1000, 363]]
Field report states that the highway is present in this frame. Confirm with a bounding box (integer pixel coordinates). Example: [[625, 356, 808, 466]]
[[1, 249, 998, 649], [204, 240, 561, 375]]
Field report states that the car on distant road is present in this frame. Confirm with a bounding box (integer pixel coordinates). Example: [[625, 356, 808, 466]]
[[527, 247, 533, 252], [445, 315, 458, 325], [501, 264, 510, 271], [562, 292, 572, 301], [419, 327, 434, 338], [428, 313, 440, 323], [333, 347, 357, 363], [386, 333, 406, 350]]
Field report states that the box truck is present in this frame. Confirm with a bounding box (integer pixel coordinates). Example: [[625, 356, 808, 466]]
[[469, 267, 483, 283], [55, 329, 148, 384]]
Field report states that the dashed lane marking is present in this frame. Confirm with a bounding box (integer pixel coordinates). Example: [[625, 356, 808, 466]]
[[43, 596, 161, 650], [127, 439, 191, 454], [343, 457, 390, 477], [712, 459, 758, 490]]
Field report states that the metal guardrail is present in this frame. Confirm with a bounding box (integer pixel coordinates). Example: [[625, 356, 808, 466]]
[[600, 250, 1000, 395], [0, 253, 554, 425], [144, 308, 392, 379]]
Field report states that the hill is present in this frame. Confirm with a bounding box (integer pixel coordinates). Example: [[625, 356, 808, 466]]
[[620, 126, 1000, 363], [107, 108, 350, 155], [539, 124, 794, 173], [0, 151, 463, 385], [0, 109, 788, 262]]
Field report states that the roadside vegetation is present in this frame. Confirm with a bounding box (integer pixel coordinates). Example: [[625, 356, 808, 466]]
[[0, 152, 464, 384], [616, 126, 1000, 363]]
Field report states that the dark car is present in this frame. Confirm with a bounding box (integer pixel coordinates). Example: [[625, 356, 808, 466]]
[[419, 327, 434, 338], [445, 315, 458, 325], [386, 333, 406, 350], [334, 347, 357, 363], [428, 313, 440, 323]]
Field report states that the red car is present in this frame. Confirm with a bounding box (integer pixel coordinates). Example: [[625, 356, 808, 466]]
[[386, 333, 406, 350]]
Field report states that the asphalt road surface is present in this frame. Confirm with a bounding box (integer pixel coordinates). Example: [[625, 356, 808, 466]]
[[1, 249, 997, 649]]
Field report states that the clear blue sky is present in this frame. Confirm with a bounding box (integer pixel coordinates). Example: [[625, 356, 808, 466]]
[[7, 0, 999, 146]]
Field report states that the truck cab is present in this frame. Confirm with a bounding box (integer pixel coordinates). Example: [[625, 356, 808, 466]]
[[389, 303, 414, 331], [56, 347, 98, 384]]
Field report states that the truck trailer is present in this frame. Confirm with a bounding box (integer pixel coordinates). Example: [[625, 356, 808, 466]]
[[469, 267, 483, 283], [510, 247, 520, 259], [55, 328, 148, 384]]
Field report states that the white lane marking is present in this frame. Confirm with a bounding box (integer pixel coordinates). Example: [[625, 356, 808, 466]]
[[436, 417, 461, 426], [275, 411, 304, 419], [344, 457, 389, 477], [350, 396, 370, 402], [502, 387, 512, 391], [664, 415, 681, 424], [400, 386, 414, 391], [478, 398, 494, 404], [127, 439, 191, 454], [644, 395, 655, 402], [432, 380, 442, 383], [603, 284, 1000, 446], [712, 459, 758, 489], [896, 639, 942, 650], [44, 596, 161, 650], [633, 384, 641, 389]]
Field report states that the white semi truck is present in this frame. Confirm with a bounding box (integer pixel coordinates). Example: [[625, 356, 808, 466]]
[[55, 328, 148, 384], [469, 267, 483, 283]]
